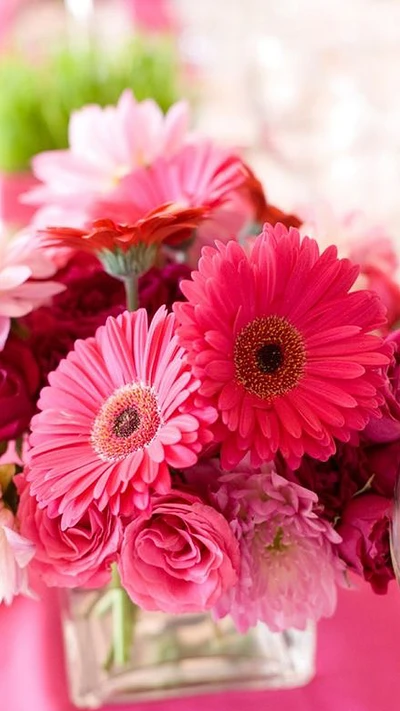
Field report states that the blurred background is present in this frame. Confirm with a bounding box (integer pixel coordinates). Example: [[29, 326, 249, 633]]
[[1, 0, 400, 233]]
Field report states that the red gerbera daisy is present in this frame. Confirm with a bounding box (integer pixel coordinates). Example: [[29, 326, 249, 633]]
[[174, 222, 391, 469]]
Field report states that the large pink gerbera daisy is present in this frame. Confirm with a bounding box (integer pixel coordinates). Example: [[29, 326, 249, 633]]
[[27, 307, 216, 530], [174, 223, 391, 469]]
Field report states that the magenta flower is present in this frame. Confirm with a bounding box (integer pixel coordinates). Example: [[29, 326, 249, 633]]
[[174, 223, 391, 469], [118, 489, 239, 613], [27, 307, 216, 529]]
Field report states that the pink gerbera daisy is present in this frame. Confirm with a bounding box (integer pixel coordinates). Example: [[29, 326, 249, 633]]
[[174, 223, 391, 469], [93, 141, 253, 263], [95, 140, 248, 222], [24, 90, 190, 227], [27, 307, 216, 530]]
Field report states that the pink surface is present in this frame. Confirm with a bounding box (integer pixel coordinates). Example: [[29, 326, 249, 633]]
[[2, 581, 400, 711]]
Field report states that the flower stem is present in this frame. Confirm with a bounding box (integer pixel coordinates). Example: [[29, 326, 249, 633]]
[[90, 566, 137, 671], [108, 565, 137, 669], [123, 274, 138, 312]]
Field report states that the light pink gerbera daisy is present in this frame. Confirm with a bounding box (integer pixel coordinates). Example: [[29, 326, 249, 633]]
[[24, 90, 190, 227], [27, 307, 216, 530], [174, 222, 391, 469], [206, 461, 343, 632]]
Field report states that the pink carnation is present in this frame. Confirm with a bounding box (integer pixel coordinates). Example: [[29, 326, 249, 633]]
[[201, 461, 343, 632], [0, 496, 35, 605], [118, 489, 239, 613], [18, 477, 122, 588]]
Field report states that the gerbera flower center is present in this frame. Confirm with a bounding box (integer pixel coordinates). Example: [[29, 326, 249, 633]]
[[113, 407, 141, 438], [91, 384, 161, 462], [234, 315, 306, 400], [256, 343, 284, 374]]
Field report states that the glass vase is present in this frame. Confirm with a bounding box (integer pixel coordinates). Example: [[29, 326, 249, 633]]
[[61, 587, 316, 708]]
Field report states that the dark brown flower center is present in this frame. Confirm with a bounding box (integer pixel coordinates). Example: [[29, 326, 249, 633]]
[[234, 315, 306, 400], [113, 407, 140, 438], [256, 343, 284, 374]]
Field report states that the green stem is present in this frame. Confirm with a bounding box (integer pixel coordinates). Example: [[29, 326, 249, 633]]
[[123, 274, 139, 312], [90, 566, 138, 671], [109, 566, 136, 668]]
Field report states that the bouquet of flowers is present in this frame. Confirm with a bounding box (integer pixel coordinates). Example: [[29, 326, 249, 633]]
[[1, 90, 400, 655]]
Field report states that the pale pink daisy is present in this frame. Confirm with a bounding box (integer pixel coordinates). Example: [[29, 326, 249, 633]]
[[27, 307, 216, 530], [0, 231, 65, 349], [24, 91, 190, 227], [0, 496, 35, 605], [206, 461, 343, 632], [174, 222, 391, 469]]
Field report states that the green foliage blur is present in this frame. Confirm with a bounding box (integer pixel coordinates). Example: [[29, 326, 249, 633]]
[[0, 37, 182, 173]]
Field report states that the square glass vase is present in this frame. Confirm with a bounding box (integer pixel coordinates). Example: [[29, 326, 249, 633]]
[[61, 587, 316, 708]]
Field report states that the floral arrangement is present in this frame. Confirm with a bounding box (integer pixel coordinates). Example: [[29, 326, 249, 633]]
[[1, 90, 400, 652]]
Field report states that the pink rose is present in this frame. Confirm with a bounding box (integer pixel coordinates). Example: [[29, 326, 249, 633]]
[[118, 490, 239, 613], [18, 478, 122, 588], [0, 337, 39, 441], [337, 494, 394, 594], [365, 330, 400, 444]]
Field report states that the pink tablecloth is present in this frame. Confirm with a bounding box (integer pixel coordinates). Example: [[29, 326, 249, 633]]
[[2, 581, 400, 711]]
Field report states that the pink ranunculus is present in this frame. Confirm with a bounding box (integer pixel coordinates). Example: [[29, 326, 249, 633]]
[[337, 493, 395, 594], [0, 336, 39, 441], [118, 490, 240, 613], [0, 497, 35, 605], [365, 330, 400, 444], [17, 477, 122, 588]]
